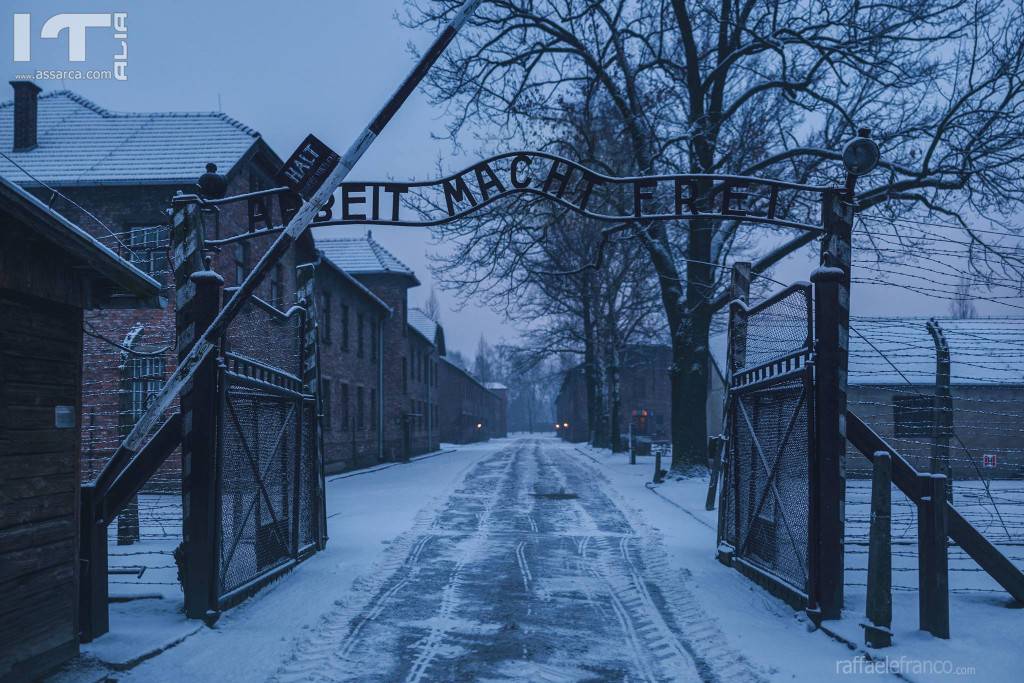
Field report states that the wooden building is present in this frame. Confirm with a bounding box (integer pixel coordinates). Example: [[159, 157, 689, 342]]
[[0, 174, 160, 680]]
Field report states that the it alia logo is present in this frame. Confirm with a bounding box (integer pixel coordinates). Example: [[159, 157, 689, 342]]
[[13, 13, 128, 80]]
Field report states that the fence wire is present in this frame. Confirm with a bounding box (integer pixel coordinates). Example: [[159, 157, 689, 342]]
[[79, 226, 184, 595]]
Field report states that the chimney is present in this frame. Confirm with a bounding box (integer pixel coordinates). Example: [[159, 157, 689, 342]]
[[10, 81, 42, 152]]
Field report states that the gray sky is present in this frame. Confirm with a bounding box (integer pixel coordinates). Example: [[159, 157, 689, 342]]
[[4, 1, 1021, 358]]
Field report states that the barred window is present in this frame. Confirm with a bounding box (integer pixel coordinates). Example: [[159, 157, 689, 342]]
[[121, 355, 165, 436], [340, 304, 350, 351], [321, 292, 332, 343], [128, 226, 169, 281], [340, 383, 350, 430], [357, 313, 365, 358], [357, 386, 365, 430]]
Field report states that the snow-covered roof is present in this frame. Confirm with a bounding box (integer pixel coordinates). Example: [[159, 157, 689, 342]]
[[0, 89, 259, 186], [315, 232, 419, 283], [710, 317, 1024, 386], [315, 250, 391, 313], [408, 308, 438, 344], [0, 171, 161, 302], [485, 382, 508, 390]]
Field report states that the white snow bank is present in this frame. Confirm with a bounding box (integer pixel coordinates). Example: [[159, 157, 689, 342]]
[[571, 444, 1017, 683]]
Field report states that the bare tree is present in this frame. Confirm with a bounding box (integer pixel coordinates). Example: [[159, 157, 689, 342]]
[[406, 0, 1024, 469], [950, 276, 978, 319], [423, 287, 443, 322]]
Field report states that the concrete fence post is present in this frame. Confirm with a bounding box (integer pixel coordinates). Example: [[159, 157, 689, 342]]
[[864, 451, 892, 648]]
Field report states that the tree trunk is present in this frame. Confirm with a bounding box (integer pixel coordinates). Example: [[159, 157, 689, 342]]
[[608, 343, 623, 452], [670, 309, 712, 470], [581, 274, 602, 445]]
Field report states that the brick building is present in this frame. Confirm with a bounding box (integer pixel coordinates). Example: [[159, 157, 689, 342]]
[[555, 345, 674, 444], [0, 82, 313, 483], [407, 308, 443, 455], [316, 234, 442, 461], [313, 251, 390, 472], [438, 357, 505, 443], [484, 383, 509, 437]]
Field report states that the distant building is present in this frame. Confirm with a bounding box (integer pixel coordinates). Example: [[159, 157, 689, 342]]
[[316, 234, 442, 462], [555, 345, 674, 444], [0, 173, 160, 680], [438, 358, 505, 443], [312, 251, 390, 472], [484, 382, 509, 437]]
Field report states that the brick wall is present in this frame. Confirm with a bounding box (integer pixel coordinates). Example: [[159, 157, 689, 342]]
[[407, 329, 441, 456], [316, 263, 387, 472], [438, 358, 502, 444], [350, 273, 416, 460], [27, 151, 310, 486]]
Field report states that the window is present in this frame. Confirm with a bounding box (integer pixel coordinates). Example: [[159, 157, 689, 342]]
[[321, 378, 332, 430], [128, 226, 169, 280], [371, 321, 378, 362], [121, 355, 165, 435], [270, 263, 285, 307], [340, 304, 350, 351], [370, 388, 377, 429], [893, 395, 934, 438], [357, 313, 365, 358], [234, 241, 249, 284], [340, 383, 350, 430], [321, 292, 332, 343], [356, 386, 365, 430], [402, 357, 408, 394]]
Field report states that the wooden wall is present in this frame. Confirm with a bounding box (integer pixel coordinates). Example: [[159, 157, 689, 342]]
[[0, 224, 83, 680]]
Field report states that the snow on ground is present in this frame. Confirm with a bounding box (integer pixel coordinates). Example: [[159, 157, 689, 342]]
[[52, 441, 504, 682], [574, 442, 1019, 682], [51, 435, 1018, 682]]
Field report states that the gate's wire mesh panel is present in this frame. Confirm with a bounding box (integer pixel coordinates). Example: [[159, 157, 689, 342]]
[[218, 387, 298, 596], [216, 294, 313, 600], [731, 378, 810, 592], [730, 287, 811, 372], [724, 285, 813, 594]]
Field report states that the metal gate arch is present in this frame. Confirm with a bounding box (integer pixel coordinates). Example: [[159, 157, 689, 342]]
[[718, 282, 819, 611], [214, 293, 321, 609]]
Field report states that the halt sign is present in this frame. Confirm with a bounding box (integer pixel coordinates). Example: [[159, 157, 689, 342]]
[[277, 134, 341, 201]]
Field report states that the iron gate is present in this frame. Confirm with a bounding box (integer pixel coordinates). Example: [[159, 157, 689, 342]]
[[214, 294, 321, 608], [719, 282, 817, 608]]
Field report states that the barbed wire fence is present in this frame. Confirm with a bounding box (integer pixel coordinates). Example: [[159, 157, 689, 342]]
[[839, 213, 1024, 604], [80, 225, 184, 592]]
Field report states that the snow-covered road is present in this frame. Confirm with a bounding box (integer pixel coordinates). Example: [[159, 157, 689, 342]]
[[272, 437, 757, 683]]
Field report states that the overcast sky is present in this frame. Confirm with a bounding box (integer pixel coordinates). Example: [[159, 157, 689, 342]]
[[3, 1, 1021, 359]]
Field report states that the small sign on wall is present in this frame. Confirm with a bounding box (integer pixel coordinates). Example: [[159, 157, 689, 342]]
[[54, 405, 75, 429], [983, 453, 998, 468]]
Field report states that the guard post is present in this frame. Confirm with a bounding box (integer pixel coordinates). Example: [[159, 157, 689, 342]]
[[810, 187, 853, 621]]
